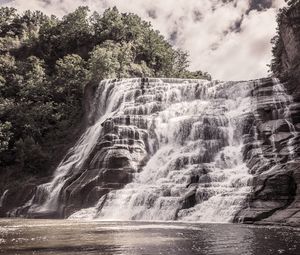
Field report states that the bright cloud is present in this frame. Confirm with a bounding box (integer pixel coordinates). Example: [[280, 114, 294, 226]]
[[0, 0, 287, 80]]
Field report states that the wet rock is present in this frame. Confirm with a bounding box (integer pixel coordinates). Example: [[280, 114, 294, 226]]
[[101, 169, 133, 184], [0, 184, 36, 217], [85, 187, 111, 206], [236, 162, 298, 224], [182, 192, 196, 209]]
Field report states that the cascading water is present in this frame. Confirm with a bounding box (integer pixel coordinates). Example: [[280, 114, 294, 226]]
[[12, 77, 298, 223], [0, 190, 8, 208], [14, 79, 144, 216], [272, 78, 298, 162], [69, 78, 255, 222]]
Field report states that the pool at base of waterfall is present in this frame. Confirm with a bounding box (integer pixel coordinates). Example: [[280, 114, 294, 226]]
[[0, 219, 299, 255]]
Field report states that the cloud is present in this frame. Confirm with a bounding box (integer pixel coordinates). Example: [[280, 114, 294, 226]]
[[1, 0, 287, 81]]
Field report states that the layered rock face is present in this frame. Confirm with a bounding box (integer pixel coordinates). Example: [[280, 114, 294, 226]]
[[0, 77, 299, 225], [235, 78, 300, 225]]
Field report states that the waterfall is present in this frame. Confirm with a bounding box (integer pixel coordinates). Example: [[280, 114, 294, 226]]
[[21, 79, 142, 216], [13, 77, 297, 222], [69, 78, 255, 222], [0, 190, 8, 208]]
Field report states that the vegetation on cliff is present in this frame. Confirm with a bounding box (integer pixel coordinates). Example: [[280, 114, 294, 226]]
[[270, 0, 300, 77], [0, 6, 210, 184]]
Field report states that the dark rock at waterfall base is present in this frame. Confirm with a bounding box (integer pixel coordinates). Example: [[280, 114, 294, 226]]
[[182, 192, 197, 209], [186, 175, 200, 188], [0, 184, 36, 217], [236, 163, 300, 225], [28, 211, 61, 219], [60, 168, 134, 217], [101, 169, 133, 184], [85, 187, 111, 207]]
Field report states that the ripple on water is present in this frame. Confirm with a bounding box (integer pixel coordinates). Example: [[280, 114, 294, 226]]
[[0, 220, 299, 255]]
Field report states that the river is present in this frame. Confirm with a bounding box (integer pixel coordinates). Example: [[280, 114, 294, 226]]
[[0, 219, 299, 254]]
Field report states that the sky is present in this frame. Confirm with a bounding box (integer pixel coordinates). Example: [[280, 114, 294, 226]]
[[0, 0, 287, 81]]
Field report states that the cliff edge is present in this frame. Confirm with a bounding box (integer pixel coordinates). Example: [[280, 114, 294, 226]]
[[235, 2, 300, 226]]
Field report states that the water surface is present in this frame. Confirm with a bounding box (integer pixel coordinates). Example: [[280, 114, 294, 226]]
[[0, 219, 299, 255]]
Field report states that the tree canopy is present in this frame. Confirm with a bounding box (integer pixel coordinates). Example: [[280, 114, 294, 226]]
[[270, 0, 300, 77]]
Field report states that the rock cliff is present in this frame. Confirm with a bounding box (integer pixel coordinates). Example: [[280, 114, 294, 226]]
[[235, 2, 300, 226], [235, 78, 300, 225]]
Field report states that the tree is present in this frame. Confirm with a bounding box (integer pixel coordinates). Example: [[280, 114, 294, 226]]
[[88, 42, 122, 82], [38, 6, 92, 65], [15, 136, 48, 174], [171, 49, 190, 77], [16, 10, 49, 45], [0, 53, 17, 98], [269, 1, 300, 76], [91, 7, 125, 43], [121, 13, 147, 43], [0, 7, 18, 37], [17, 56, 49, 102], [59, 6, 92, 50], [0, 121, 12, 153], [54, 54, 89, 102]]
